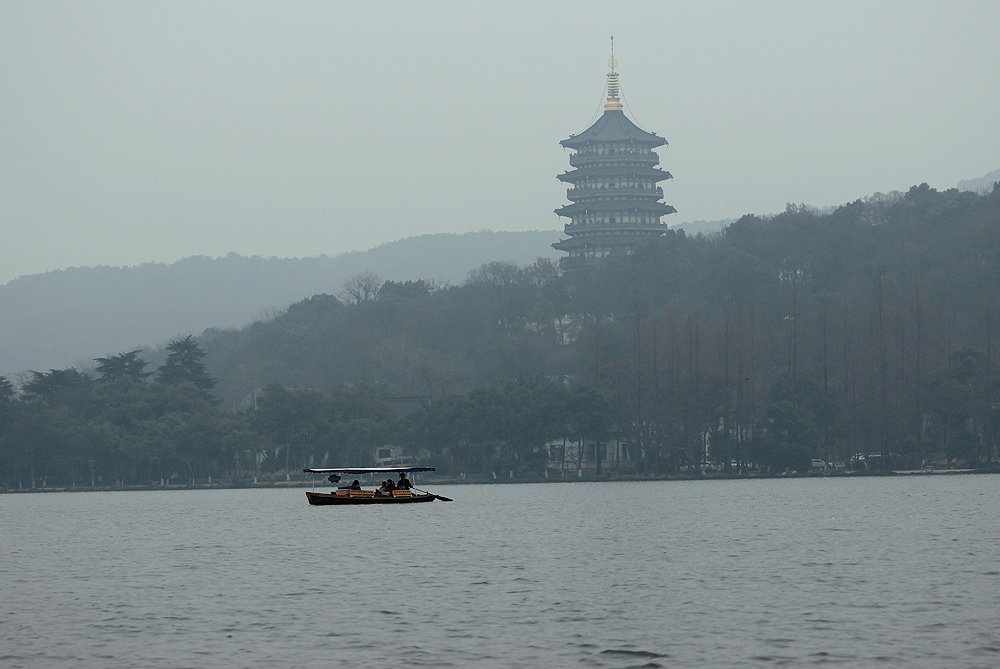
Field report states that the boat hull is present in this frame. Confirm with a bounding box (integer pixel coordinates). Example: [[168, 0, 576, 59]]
[[306, 491, 436, 506]]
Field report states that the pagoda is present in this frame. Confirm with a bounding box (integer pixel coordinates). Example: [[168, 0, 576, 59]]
[[553, 43, 675, 268]]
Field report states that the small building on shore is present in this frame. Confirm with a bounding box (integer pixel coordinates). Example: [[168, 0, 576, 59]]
[[546, 435, 634, 476]]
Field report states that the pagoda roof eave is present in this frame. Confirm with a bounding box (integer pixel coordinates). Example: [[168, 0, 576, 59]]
[[558, 167, 672, 183], [561, 109, 666, 149], [555, 201, 677, 217]]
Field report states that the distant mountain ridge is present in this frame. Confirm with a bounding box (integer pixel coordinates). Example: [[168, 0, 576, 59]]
[[958, 168, 1000, 193], [11, 172, 991, 378], [0, 230, 561, 375], [670, 218, 733, 236]]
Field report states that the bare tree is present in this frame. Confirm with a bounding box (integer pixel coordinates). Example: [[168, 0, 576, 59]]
[[341, 271, 383, 306], [466, 261, 527, 331]]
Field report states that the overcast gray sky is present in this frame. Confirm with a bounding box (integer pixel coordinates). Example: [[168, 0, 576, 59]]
[[2, 1, 998, 285]]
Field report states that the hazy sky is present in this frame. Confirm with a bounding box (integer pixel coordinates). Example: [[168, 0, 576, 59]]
[[2, 1, 998, 285]]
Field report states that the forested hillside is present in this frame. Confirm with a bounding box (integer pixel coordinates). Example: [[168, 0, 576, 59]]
[[2, 183, 999, 488], [0, 230, 561, 375]]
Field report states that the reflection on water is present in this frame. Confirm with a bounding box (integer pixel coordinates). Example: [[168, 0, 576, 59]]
[[3, 476, 1000, 668]]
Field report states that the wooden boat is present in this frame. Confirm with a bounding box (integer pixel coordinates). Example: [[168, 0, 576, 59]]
[[301, 466, 451, 505], [305, 489, 437, 505]]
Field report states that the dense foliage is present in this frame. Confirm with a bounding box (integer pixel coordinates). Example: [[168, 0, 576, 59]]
[[2, 183, 999, 487]]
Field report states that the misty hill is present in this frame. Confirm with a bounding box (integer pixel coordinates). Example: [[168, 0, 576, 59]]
[[0, 230, 561, 375], [670, 218, 733, 236], [5, 183, 999, 487], [195, 182, 999, 410], [959, 167, 1000, 193]]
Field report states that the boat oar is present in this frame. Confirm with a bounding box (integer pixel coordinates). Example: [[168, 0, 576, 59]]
[[414, 487, 452, 502]]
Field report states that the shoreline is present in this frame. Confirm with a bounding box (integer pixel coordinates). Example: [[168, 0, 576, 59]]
[[3, 466, 996, 494]]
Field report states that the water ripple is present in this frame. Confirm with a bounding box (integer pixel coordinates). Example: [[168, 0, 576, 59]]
[[2, 477, 1000, 667]]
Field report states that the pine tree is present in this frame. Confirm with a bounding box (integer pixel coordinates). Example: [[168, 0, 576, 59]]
[[155, 336, 217, 397], [94, 350, 152, 383]]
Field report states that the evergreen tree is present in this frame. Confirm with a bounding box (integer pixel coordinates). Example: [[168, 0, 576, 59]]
[[94, 350, 152, 383], [0, 375, 13, 407], [155, 336, 217, 398], [21, 369, 93, 410], [0, 375, 15, 435]]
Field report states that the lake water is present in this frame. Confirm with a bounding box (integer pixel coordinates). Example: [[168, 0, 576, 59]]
[[3, 475, 1000, 668]]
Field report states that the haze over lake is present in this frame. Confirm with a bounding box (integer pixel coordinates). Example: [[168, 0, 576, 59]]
[[4, 476, 999, 668]]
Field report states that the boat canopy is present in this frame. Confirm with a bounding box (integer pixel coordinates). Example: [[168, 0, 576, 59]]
[[303, 467, 435, 475]]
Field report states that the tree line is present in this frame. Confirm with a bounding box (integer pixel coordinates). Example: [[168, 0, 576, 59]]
[[0, 353, 613, 488], [2, 182, 999, 487]]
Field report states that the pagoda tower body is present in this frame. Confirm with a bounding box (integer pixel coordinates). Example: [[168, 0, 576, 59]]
[[553, 48, 675, 268]]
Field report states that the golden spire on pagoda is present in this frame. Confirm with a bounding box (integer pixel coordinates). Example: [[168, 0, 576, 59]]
[[604, 36, 623, 111]]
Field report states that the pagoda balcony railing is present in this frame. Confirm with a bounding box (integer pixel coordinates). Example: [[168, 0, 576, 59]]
[[570, 147, 656, 159], [569, 152, 659, 168], [563, 220, 667, 234], [568, 186, 663, 200]]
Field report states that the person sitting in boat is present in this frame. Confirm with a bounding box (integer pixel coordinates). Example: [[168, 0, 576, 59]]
[[376, 479, 395, 496], [397, 473, 411, 490], [350, 479, 361, 490]]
